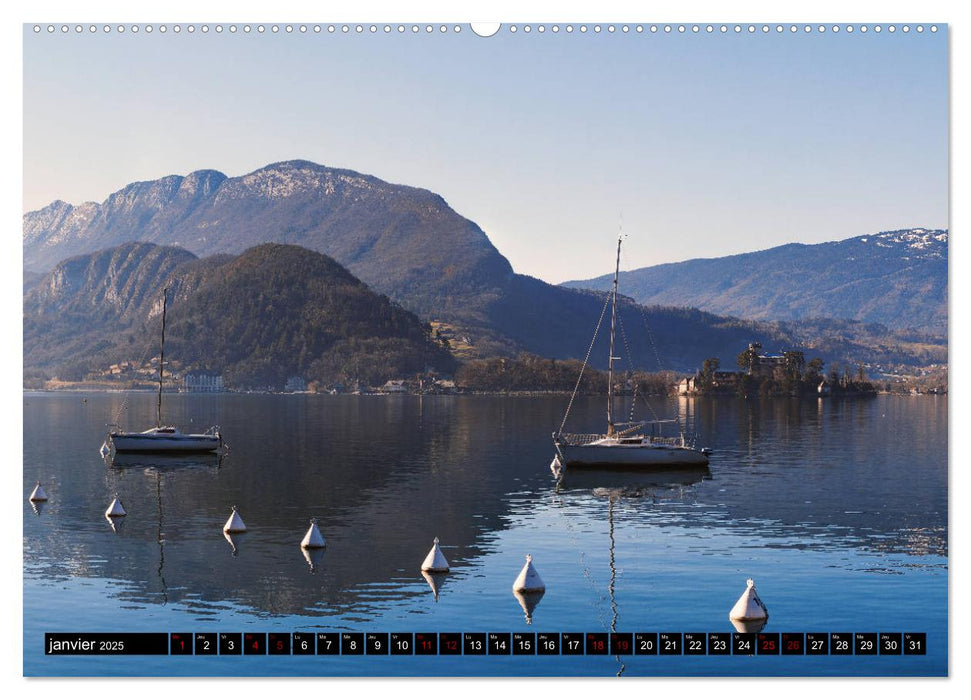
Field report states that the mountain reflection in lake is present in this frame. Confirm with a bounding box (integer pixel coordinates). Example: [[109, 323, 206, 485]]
[[24, 393, 946, 676]]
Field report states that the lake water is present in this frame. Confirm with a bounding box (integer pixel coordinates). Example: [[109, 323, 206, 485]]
[[22, 392, 947, 677]]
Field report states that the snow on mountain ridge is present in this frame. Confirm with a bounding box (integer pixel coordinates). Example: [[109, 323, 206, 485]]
[[860, 229, 947, 256]]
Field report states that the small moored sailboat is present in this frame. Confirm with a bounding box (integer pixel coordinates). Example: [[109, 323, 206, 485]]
[[102, 288, 222, 455], [552, 235, 709, 473]]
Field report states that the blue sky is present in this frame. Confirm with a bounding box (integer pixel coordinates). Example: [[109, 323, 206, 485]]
[[22, 20, 948, 285]]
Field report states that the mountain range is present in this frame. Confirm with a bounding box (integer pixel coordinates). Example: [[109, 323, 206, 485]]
[[562, 229, 947, 335], [23, 161, 512, 328], [23, 161, 947, 382], [24, 242, 455, 388]]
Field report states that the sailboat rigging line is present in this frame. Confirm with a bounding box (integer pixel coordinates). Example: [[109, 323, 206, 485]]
[[606, 235, 623, 436], [633, 300, 685, 437], [156, 288, 168, 429], [615, 310, 661, 425], [556, 292, 612, 437], [109, 289, 169, 427]]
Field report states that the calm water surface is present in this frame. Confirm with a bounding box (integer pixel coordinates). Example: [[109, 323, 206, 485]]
[[23, 393, 947, 676]]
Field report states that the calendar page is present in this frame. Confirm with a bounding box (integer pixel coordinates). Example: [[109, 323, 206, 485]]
[[20, 8, 949, 683]]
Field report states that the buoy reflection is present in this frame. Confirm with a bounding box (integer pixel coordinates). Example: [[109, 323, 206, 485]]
[[731, 618, 767, 634], [104, 512, 125, 533], [302, 545, 325, 574], [512, 589, 545, 624], [223, 531, 241, 557], [421, 570, 448, 601]]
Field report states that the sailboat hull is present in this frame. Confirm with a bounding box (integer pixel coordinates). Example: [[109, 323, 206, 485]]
[[557, 442, 709, 468], [109, 432, 221, 453]]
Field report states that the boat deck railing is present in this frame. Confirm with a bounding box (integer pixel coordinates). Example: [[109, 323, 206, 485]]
[[557, 432, 608, 446], [648, 436, 687, 447], [557, 432, 686, 447]]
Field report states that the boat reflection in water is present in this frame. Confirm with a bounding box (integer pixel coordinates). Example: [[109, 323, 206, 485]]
[[104, 451, 225, 472], [553, 464, 711, 677], [102, 450, 225, 598], [553, 464, 711, 494]]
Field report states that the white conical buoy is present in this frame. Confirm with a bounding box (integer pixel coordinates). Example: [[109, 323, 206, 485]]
[[300, 518, 326, 549], [512, 554, 546, 593], [421, 537, 450, 572], [729, 578, 769, 621], [223, 505, 246, 533], [549, 455, 562, 478], [105, 496, 127, 518], [29, 482, 48, 502]]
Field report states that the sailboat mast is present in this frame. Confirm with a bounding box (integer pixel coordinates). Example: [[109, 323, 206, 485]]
[[606, 235, 622, 436], [156, 288, 167, 429]]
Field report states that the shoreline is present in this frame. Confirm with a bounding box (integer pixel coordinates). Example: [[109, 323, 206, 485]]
[[22, 387, 942, 398]]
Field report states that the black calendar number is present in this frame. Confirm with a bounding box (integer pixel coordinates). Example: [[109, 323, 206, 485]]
[[390, 633, 413, 655], [683, 633, 705, 656], [513, 633, 535, 655], [366, 633, 389, 655], [708, 632, 730, 655], [488, 633, 511, 655], [268, 633, 290, 655], [904, 633, 926, 655], [561, 633, 584, 656], [659, 632, 682, 655], [586, 632, 608, 655], [855, 633, 878, 656], [415, 633, 437, 655], [610, 633, 633, 656], [879, 633, 902, 655], [292, 633, 315, 655], [537, 633, 559, 655], [194, 633, 217, 656], [634, 633, 658, 655], [244, 633, 266, 655], [806, 633, 828, 655], [463, 633, 486, 655], [316, 633, 339, 655], [732, 633, 755, 655], [439, 633, 462, 655], [830, 633, 853, 656], [219, 633, 242, 655], [341, 632, 364, 655]]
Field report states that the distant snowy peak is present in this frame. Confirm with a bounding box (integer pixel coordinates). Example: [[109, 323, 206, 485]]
[[857, 228, 947, 256], [215, 161, 379, 202]]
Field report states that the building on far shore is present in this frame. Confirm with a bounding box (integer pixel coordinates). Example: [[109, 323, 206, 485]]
[[746, 342, 788, 380], [379, 379, 409, 394], [285, 376, 307, 392], [182, 370, 224, 393]]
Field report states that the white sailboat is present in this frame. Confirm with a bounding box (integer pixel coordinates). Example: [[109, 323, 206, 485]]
[[102, 288, 222, 455], [552, 236, 709, 472]]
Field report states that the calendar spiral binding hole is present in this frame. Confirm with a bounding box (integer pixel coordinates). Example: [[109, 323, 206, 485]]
[[31, 23, 941, 36]]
